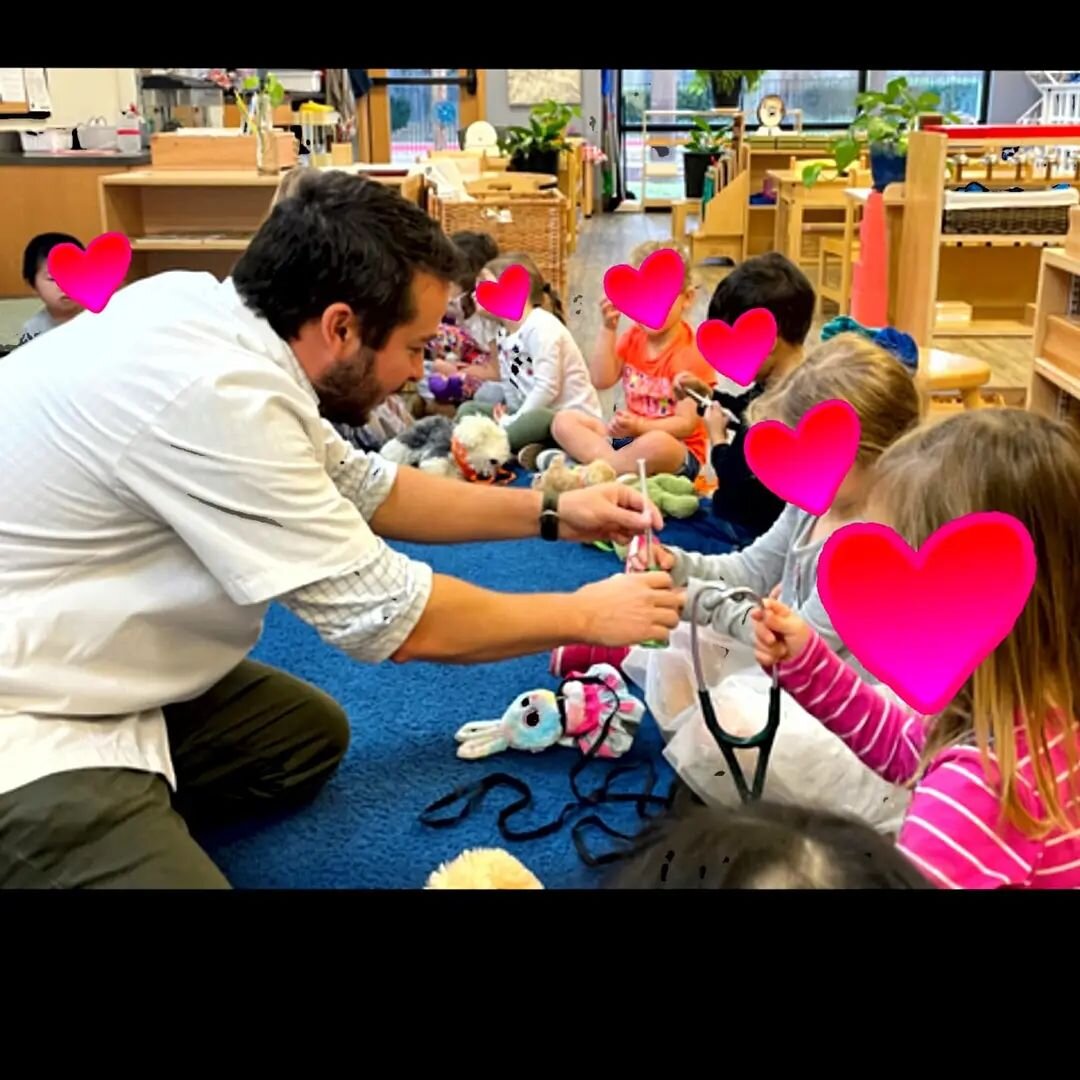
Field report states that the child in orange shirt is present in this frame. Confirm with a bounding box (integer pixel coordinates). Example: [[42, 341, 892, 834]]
[[549, 241, 717, 479]]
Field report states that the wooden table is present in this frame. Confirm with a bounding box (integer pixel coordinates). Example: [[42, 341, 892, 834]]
[[768, 167, 855, 267], [921, 346, 992, 409]]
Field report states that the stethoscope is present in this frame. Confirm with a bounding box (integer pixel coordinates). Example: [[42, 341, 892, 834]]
[[688, 585, 782, 803]]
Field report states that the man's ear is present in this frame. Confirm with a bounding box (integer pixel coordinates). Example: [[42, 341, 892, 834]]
[[321, 302, 359, 352]]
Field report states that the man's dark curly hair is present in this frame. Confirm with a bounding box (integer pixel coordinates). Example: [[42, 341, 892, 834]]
[[233, 170, 463, 348]]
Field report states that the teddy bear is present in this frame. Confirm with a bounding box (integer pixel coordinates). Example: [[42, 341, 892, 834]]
[[380, 413, 512, 482], [426, 848, 543, 889], [531, 452, 617, 495]]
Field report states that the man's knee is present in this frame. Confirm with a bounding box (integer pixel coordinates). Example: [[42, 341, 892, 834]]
[[298, 689, 350, 780]]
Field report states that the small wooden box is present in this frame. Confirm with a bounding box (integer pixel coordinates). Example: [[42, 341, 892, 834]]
[[935, 300, 973, 328], [1044, 314, 1080, 380], [151, 131, 297, 171]]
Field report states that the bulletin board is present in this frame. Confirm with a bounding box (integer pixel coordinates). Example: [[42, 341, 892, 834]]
[[0, 68, 52, 118]]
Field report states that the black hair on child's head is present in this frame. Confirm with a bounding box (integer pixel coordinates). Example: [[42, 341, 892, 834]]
[[607, 801, 930, 889], [22, 232, 84, 286], [233, 171, 463, 346], [451, 230, 499, 275], [707, 252, 815, 346]]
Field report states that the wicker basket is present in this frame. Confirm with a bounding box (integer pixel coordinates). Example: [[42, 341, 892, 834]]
[[432, 191, 567, 298], [942, 188, 1079, 236]]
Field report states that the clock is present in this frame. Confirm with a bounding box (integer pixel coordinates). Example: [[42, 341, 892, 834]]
[[756, 94, 786, 136]]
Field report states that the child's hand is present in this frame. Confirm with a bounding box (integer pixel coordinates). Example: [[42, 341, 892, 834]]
[[492, 403, 507, 423], [600, 298, 620, 332], [609, 410, 643, 438], [626, 536, 676, 573], [750, 590, 812, 670], [704, 402, 729, 444], [673, 371, 713, 401]]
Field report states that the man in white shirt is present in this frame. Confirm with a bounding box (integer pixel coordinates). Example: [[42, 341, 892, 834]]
[[0, 171, 682, 889]]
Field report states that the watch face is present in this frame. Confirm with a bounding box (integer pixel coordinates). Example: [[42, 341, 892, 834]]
[[757, 94, 785, 126]]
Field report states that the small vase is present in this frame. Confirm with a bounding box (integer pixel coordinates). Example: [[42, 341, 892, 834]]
[[255, 95, 279, 175]]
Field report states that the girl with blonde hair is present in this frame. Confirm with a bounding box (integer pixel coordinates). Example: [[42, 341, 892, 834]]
[[754, 408, 1080, 887]]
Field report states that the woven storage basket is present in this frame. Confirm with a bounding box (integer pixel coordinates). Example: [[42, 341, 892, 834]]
[[432, 191, 567, 298], [942, 187, 1079, 236]]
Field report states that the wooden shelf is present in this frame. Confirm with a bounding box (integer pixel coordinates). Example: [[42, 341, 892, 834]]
[[940, 235, 1067, 248], [1033, 356, 1080, 397], [129, 236, 253, 251], [934, 319, 1033, 337], [101, 169, 284, 188], [749, 203, 776, 211]]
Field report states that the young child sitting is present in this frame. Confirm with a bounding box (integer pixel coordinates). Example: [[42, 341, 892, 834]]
[[675, 252, 815, 546], [457, 253, 601, 459], [631, 335, 920, 664], [608, 800, 931, 889], [422, 230, 500, 404], [18, 232, 86, 346], [550, 240, 718, 479], [753, 408, 1080, 889]]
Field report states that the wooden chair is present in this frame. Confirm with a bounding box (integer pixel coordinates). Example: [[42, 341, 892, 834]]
[[817, 235, 859, 317]]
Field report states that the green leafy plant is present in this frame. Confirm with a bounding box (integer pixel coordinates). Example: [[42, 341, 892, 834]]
[[802, 77, 960, 187], [501, 99, 582, 158], [685, 116, 730, 155], [242, 72, 286, 109], [692, 70, 766, 100]]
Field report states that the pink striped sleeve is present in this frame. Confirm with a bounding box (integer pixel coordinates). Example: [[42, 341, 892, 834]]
[[775, 632, 926, 785], [896, 750, 1038, 889]]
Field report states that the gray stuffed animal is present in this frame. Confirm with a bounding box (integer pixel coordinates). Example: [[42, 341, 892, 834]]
[[380, 413, 511, 480]]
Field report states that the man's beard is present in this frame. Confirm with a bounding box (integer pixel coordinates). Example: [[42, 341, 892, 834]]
[[312, 345, 387, 427]]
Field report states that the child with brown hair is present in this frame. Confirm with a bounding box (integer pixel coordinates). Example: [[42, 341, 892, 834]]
[[549, 240, 718, 479], [457, 253, 601, 457], [753, 408, 1080, 888]]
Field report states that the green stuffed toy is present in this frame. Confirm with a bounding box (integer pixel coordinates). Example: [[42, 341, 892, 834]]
[[617, 472, 700, 519]]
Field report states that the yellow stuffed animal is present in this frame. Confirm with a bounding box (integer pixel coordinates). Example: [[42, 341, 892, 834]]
[[531, 452, 616, 496], [426, 848, 543, 889]]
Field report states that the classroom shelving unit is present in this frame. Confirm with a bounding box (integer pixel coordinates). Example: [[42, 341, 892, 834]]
[[1028, 245, 1080, 430], [99, 170, 282, 282], [637, 108, 744, 209], [893, 125, 1080, 346]]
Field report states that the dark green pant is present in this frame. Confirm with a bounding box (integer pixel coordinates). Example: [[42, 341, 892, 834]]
[[455, 402, 556, 454], [0, 660, 349, 889]]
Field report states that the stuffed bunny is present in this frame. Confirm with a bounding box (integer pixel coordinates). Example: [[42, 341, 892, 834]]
[[454, 663, 644, 761]]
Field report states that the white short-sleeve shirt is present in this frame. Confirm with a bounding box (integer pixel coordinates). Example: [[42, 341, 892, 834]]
[[0, 272, 432, 796]]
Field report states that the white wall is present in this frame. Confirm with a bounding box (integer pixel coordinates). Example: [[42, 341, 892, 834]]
[[0, 68, 138, 134], [484, 69, 602, 137], [987, 71, 1041, 123]]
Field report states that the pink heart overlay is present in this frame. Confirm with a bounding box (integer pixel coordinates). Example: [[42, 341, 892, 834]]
[[47, 232, 132, 314], [476, 263, 530, 321], [696, 308, 778, 384], [818, 512, 1037, 714], [744, 399, 861, 515], [603, 247, 685, 330]]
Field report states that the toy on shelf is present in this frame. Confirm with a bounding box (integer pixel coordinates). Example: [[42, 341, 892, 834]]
[[425, 848, 543, 889], [380, 413, 512, 482], [454, 663, 643, 761]]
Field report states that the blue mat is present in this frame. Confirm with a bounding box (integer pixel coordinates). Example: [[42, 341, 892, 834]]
[[200, 492, 734, 889]]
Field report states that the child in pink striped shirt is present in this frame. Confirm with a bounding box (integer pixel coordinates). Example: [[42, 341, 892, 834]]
[[752, 409, 1080, 889]]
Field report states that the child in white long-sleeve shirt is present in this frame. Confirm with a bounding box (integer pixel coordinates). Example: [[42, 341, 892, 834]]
[[457, 253, 601, 460]]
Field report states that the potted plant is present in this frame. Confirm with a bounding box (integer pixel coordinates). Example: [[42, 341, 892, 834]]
[[502, 99, 581, 175], [693, 70, 766, 109], [802, 77, 959, 191], [683, 117, 730, 199]]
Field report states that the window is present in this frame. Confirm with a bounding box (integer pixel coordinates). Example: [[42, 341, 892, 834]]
[[755, 70, 862, 127], [386, 69, 460, 163], [878, 70, 987, 121]]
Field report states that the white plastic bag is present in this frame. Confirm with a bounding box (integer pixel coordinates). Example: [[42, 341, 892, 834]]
[[624, 624, 909, 835]]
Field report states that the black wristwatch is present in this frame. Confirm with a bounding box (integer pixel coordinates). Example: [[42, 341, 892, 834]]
[[539, 489, 561, 542]]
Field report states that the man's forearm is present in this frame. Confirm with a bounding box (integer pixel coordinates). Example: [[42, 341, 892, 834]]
[[371, 464, 543, 543], [391, 573, 586, 663]]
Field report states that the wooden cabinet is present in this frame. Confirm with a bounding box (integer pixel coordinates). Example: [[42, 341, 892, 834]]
[[0, 161, 144, 297], [98, 169, 281, 282], [1029, 248, 1080, 428]]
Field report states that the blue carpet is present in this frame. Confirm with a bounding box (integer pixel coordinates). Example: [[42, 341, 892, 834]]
[[199, 486, 734, 889]]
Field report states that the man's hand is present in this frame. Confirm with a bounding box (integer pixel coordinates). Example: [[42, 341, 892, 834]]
[[556, 481, 662, 545], [576, 571, 684, 647], [608, 410, 643, 439]]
